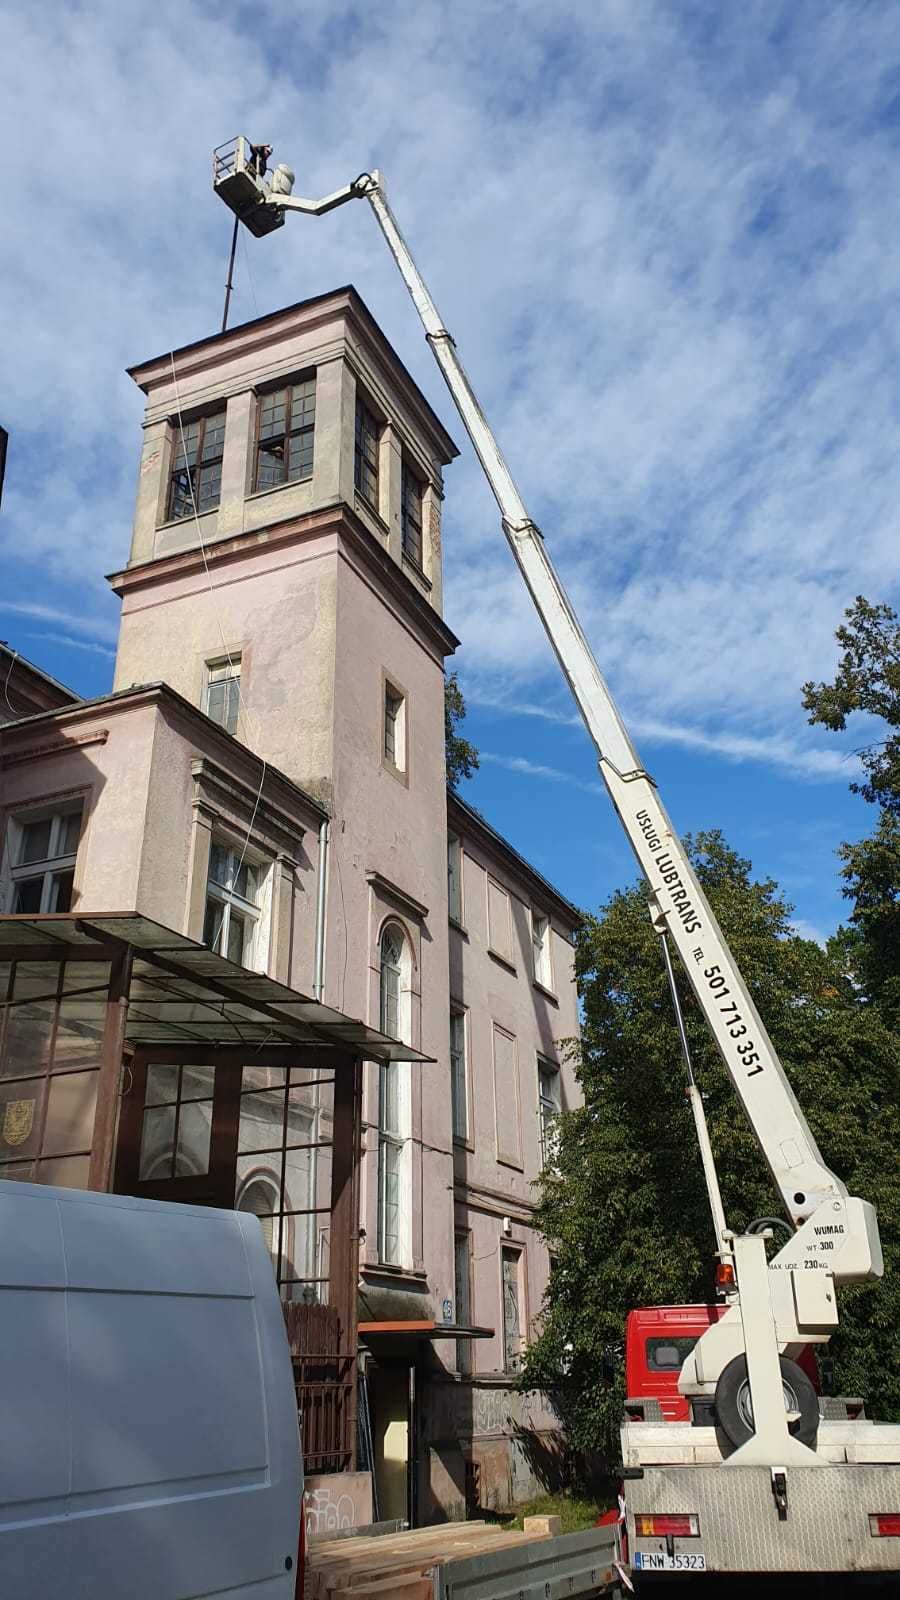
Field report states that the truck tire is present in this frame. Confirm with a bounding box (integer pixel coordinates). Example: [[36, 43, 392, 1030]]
[[714, 1354, 819, 1448]]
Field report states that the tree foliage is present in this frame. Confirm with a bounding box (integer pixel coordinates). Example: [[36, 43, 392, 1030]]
[[804, 596, 900, 1026], [523, 832, 900, 1460], [445, 671, 479, 789], [802, 596, 900, 812]]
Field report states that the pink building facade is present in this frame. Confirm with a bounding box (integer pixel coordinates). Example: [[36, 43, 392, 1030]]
[[0, 288, 580, 1520]]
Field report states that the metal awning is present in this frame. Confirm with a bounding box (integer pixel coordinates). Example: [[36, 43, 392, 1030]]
[[0, 912, 431, 1063], [358, 1319, 494, 1355]]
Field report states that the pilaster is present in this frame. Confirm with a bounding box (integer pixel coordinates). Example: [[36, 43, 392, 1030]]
[[382, 422, 403, 566], [218, 391, 253, 537], [130, 419, 169, 565]]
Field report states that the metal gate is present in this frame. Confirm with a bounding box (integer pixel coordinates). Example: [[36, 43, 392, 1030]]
[[283, 1301, 355, 1475]]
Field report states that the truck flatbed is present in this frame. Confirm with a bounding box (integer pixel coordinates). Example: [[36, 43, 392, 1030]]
[[305, 1518, 620, 1599]]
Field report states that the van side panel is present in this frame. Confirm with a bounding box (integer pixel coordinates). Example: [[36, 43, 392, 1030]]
[[0, 1184, 302, 1600]]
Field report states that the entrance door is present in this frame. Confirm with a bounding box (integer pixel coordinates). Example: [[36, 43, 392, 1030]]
[[367, 1364, 410, 1524], [114, 1052, 240, 1208]]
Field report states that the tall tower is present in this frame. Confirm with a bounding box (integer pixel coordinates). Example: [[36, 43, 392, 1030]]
[[109, 285, 462, 1338]]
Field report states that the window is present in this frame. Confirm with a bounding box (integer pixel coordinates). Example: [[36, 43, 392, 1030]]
[[168, 411, 226, 521], [203, 841, 263, 967], [9, 805, 82, 914], [378, 926, 406, 1265], [255, 375, 316, 491], [532, 910, 552, 989], [138, 1063, 215, 1181], [454, 1231, 473, 1374], [205, 655, 241, 736], [538, 1060, 561, 1168], [487, 877, 513, 965], [501, 1246, 523, 1373], [0, 952, 105, 1189], [383, 681, 406, 773], [450, 1008, 468, 1142], [354, 396, 380, 510], [236, 1062, 334, 1303], [646, 1336, 698, 1372], [401, 460, 424, 567], [447, 835, 462, 924]]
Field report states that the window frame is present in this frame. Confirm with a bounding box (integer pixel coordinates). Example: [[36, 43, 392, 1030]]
[[167, 409, 226, 523], [7, 802, 83, 914], [501, 1244, 525, 1375], [531, 908, 553, 991], [235, 1062, 334, 1302], [354, 394, 381, 512], [203, 839, 266, 970], [382, 676, 408, 779], [204, 654, 242, 737], [400, 458, 425, 569], [253, 372, 316, 493], [447, 834, 463, 925], [377, 924, 408, 1266], [537, 1057, 561, 1169], [450, 1005, 469, 1144]]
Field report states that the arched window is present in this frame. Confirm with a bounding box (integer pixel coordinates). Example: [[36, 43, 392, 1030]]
[[378, 925, 409, 1264], [380, 925, 403, 1038], [237, 1174, 281, 1268]]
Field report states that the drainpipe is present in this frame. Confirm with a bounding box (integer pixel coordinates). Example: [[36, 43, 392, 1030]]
[[313, 816, 330, 1001]]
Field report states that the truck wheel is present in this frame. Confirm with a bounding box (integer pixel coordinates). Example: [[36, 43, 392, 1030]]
[[714, 1354, 819, 1448]]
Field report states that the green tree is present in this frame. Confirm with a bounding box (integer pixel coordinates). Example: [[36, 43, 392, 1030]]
[[445, 671, 479, 789], [802, 596, 900, 811], [523, 832, 900, 1462], [803, 597, 900, 1024]]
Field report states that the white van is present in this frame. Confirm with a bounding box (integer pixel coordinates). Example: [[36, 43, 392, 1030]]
[[0, 1182, 303, 1599]]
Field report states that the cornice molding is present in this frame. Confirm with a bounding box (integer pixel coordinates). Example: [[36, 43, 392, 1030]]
[[365, 870, 429, 923]]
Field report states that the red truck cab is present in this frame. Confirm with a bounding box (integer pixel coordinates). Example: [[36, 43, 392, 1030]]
[[626, 1304, 727, 1421], [626, 1303, 820, 1422]]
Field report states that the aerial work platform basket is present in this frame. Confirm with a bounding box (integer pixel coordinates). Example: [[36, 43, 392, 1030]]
[[212, 136, 292, 237]]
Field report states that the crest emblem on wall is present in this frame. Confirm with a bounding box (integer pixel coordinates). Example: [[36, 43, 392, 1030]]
[[3, 1099, 35, 1148]]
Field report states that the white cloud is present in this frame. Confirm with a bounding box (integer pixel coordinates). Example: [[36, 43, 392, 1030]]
[[2, 0, 899, 777], [479, 750, 602, 794], [467, 685, 859, 781], [24, 632, 116, 659], [0, 602, 118, 643]]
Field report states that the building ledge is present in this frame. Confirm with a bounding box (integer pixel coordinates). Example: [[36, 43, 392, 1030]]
[[366, 871, 428, 923]]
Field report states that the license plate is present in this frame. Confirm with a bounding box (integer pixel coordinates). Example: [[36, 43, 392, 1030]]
[[633, 1551, 707, 1572]]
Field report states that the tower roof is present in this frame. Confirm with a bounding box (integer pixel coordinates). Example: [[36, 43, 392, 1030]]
[[127, 285, 460, 466]]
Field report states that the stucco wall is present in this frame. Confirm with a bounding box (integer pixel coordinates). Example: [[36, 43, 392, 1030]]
[[448, 826, 579, 1374], [113, 529, 339, 808], [328, 538, 456, 1317], [0, 703, 157, 915], [0, 693, 323, 992]]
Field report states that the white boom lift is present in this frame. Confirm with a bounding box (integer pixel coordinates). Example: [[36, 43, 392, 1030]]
[[212, 142, 892, 1511]]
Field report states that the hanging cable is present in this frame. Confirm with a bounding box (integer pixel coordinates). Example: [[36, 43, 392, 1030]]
[[2, 647, 22, 719]]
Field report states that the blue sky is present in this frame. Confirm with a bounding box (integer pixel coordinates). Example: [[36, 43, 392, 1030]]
[[2, 0, 899, 942]]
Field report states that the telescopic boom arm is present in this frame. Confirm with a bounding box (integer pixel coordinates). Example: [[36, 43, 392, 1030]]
[[214, 157, 882, 1356]]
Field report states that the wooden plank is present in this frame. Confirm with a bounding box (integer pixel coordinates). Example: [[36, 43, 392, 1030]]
[[311, 1527, 510, 1566], [306, 1522, 541, 1600], [312, 1531, 533, 1582], [307, 1521, 491, 1565]]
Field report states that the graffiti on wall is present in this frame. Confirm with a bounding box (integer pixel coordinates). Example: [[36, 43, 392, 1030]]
[[304, 1471, 373, 1540], [426, 1381, 555, 1442]]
